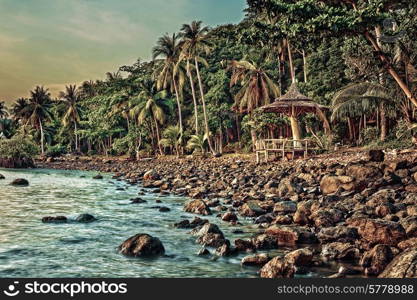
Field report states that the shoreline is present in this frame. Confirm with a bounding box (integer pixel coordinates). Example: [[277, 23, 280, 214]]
[[32, 149, 417, 278]]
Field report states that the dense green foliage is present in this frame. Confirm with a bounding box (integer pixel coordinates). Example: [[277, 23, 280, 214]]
[[1, 0, 416, 157], [0, 135, 39, 159]]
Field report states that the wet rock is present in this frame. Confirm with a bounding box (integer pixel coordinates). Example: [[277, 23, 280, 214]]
[[360, 244, 394, 276], [239, 201, 266, 217], [234, 239, 255, 252], [42, 216, 68, 223], [174, 220, 191, 228], [310, 209, 344, 228], [192, 223, 223, 237], [11, 178, 29, 186], [184, 200, 211, 216], [76, 214, 96, 223], [0, 174, 5, 179], [284, 248, 314, 266], [143, 170, 159, 181], [259, 256, 295, 278], [265, 225, 317, 246], [130, 197, 147, 204], [273, 215, 293, 225], [196, 233, 228, 248], [379, 248, 417, 278], [197, 247, 210, 256], [321, 242, 360, 260], [347, 218, 406, 246], [159, 207, 170, 212], [254, 214, 274, 224], [320, 175, 355, 194], [273, 201, 297, 214], [215, 243, 234, 256], [241, 253, 270, 266], [119, 233, 165, 257], [252, 234, 279, 250], [92, 174, 103, 179], [221, 212, 238, 222], [317, 226, 359, 243], [368, 150, 385, 162]]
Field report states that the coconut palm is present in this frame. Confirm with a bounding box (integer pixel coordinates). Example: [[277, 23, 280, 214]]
[[0, 101, 8, 119], [186, 134, 207, 155], [152, 33, 185, 136], [59, 85, 82, 151], [130, 80, 171, 155], [180, 21, 215, 154], [331, 82, 397, 141], [11, 98, 29, 121], [24, 86, 53, 155], [159, 125, 182, 157]]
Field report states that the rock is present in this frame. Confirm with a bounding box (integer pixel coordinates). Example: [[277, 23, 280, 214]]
[[241, 253, 270, 266], [273, 201, 297, 214], [143, 170, 159, 181], [239, 201, 266, 217], [277, 178, 298, 197], [273, 215, 293, 225], [42, 216, 67, 223], [293, 210, 308, 225], [284, 248, 314, 266], [251, 234, 279, 250], [346, 164, 382, 182], [119, 233, 165, 257], [196, 233, 228, 248], [221, 212, 238, 222], [11, 178, 29, 186], [174, 220, 191, 229], [159, 207, 170, 212], [184, 200, 211, 216], [192, 223, 223, 237], [320, 175, 355, 194], [130, 198, 147, 204], [398, 238, 417, 250], [368, 150, 385, 162], [347, 218, 406, 246], [379, 248, 417, 278], [360, 244, 394, 276], [317, 226, 359, 243], [0, 174, 5, 179], [92, 174, 103, 179], [310, 209, 344, 227], [234, 239, 255, 252], [197, 248, 210, 256], [254, 214, 273, 224], [215, 243, 233, 256], [265, 225, 317, 246], [321, 242, 360, 260], [259, 256, 295, 278], [75, 214, 96, 223]]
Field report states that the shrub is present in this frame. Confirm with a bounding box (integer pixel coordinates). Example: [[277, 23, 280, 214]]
[[0, 135, 39, 159], [46, 144, 67, 158]]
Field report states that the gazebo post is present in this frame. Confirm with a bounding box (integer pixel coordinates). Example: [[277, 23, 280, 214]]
[[290, 106, 302, 147]]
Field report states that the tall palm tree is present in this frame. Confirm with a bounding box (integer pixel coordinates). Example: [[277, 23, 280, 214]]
[[59, 85, 81, 151], [331, 82, 397, 142], [130, 80, 171, 155], [11, 98, 29, 121], [180, 20, 215, 154], [0, 101, 8, 119], [152, 33, 185, 136], [25, 86, 53, 155], [229, 60, 280, 145]]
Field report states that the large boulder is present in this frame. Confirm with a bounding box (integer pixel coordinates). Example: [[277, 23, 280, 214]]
[[273, 201, 297, 214], [284, 248, 314, 266], [241, 253, 270, 266], [76, 214, 97, 223], [360, 244, 394, 276], [346, 164, 382, 182], [11, 178, 29, 186], [367, 150, 385, 162], [143, 170, 160, 181], [239, 201, 266, 217], [265, 225, 317, 246], [320, 175, 355, 194], [317, 226, 359, 243], [347, 218, 406, 246], [379, 248, 417, 278], [321, 242, 360, 261], [184, 200, 211, 215], [119, 234, 165, 257], [259, 256, 295, 278]]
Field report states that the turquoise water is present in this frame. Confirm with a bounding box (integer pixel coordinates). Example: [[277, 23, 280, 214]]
[[0, 168, 266, 278]]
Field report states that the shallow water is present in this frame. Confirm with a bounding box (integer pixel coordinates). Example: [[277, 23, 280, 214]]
[[0, 168, 340, 278]]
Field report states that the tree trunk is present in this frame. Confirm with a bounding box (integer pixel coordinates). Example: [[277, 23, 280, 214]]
[[375, 26, 388, 142], [302, 49, 308, 83], [287, 39, 296, 84], [74, 120, 78, 152], [187, 59, 199, 135], [39, 118, 45, 155], [154, 117, 163, 156], [290, 115, 302, 147], [364, 31, 417, 107], [194, 56, 215, 154], [173, 78, 183, 134], [380, 104, 387, 141]]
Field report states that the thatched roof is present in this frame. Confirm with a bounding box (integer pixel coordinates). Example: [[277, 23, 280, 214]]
[[260, 83, 328, 116]]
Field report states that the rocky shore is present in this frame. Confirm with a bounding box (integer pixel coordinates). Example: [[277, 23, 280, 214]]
[[36, 149, 417, 278]]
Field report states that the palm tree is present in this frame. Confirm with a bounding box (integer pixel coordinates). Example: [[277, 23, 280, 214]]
[[159, 125, 182, 157], [0, 101, 8, 119], [186, 134, 207, 155], [130, 80, 171, 155], [25, 86, 53, 155], [11, 98, 29, 121], [152, 33, 185, 136], [229, 59, 280, 145], [59, 85, 81, 151], [180, 21, 215, 154], [331, 82, 397, 142]]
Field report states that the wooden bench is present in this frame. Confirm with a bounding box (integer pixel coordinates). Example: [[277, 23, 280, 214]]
[[255, 138, 317, 163]]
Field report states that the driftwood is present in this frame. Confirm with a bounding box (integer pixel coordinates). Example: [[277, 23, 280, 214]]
[[0, 157, 35, 168]]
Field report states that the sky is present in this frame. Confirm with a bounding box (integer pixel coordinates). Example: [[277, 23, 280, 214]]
[[0, 0, 246, 104]]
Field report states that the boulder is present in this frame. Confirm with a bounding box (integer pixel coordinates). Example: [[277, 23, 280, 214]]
[[317, 226, 359, 243], [379, 248, 417, 278], [360, 244, 394, 276], [42, 216, 67, 223], [196, 233, 228, 248], [215, 243, 233, 256], [11, 178, 29, 186], [346, 164, 382, 182], [234, 239, 255, 252], [265, 225, 317, 246], [92, 174, 103, 180], [259, 256, 295, 278], [221, 212, 238, 222], [241, 253, 270, 266], [75, 214, 96, 223], [321, 242, 360, 260], [320, 175, 355, 194], [143, 170, 160, 181], [273, 201, 297, 214], [398, 238, 417, 250], [192, 223, 223, 237], [0, 174, 5, 179], [284, 248, 314, 266], [277, 178, 299, 197], [239, 201, 266, 217], [252, 234, 279, 250], [310, 209, 344, 227], [184, 200, 211, 216], [119, 233, 165, 257], [368, 150, 385, 162], [347, 218, 406, 246]]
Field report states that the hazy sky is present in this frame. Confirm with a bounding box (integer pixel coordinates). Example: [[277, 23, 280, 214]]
[[0, 0, 246, 103]]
